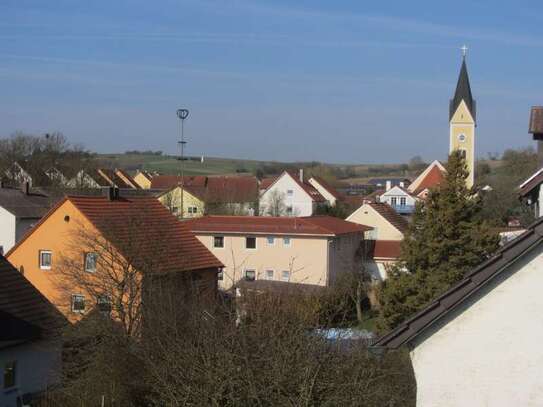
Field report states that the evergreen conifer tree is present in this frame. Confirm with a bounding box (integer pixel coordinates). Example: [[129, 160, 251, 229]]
[[378, 150, 499, 331]]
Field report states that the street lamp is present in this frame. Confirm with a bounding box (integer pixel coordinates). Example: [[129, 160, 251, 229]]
[[176, 109, 189, 219]]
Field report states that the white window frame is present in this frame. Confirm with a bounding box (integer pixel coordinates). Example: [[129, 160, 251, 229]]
[[84, 252, 97, 273], [244, 269, 256, 281], [281, 270, 290, 282], [188, 206, 198, 214], [390, 197, 397, 206], [265, 269, 274, 280], [218, 269, 224, 281], [283, 237, 291, 246], [287, 189, 294, 196], [400, 197, 406, 207], [245, 236, 257, 250], [71, 294, 86, 313], [266, 236, 275, 245], [39, 250, 52, 270], [213, 236, 225, 249]]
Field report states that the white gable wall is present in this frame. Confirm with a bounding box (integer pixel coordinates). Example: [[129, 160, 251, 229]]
[[308, 178, 336, 206], [410, 245, 543, 407], [0, 207, 16, 254], [380, 186, 417, 208], [260, 173, 314, 216]]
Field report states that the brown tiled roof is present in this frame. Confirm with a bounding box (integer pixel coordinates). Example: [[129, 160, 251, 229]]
[[0, 255, 65, 341], [369, 202, 409, 234], [259, 177, 277, 190], [199, 176, 258, 203], [150, 175, 207, 189], [371, 240, 402, 260], [116, 169, 141, 189], [284, 171, 326, 202], [529, 106, 543, 134], [0, 186, 55, 218], [519, 168, 543, 197], [412, 165, 445, 195], [98, 169, 132, 189], [373, 217, 543, 349], [186, 215, 371, 237], [363, 189, 385, 203]]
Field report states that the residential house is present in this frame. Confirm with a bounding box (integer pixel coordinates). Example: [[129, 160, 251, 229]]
[[156, 175, 259, 218], [4, 162, 33, 187], [44, 167, 68, 186], [0, 255, 65, 407], [367, 177, 411, 189], [347, 202, 409, 280], [186, 215, 371, 291], [259, 170, 328, 217], [378, 183, 418, 216], [407, 160, 446, 199], [114, 169, 140, 189], [68, 169, 109, 189], [0, 184, 53, 254], [307, 176, 343, 207], [519, 106, 543, 217], [133, 170, 154, 189], [373, 218, 543, 406], [6, 192, 223, 321]]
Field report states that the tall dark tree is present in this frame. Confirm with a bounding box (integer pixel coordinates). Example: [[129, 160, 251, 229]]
[[378, 150, 500, 331]]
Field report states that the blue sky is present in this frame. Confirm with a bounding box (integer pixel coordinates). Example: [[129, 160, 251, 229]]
[[1, 0, 542, 163]]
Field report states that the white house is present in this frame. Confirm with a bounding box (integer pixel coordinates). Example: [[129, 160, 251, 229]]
[[259, 170, 327, 217], [378, 184, 418, 216], [307, 176, 342, 207], [0, 186, 52, 254], [0, 255, 64, 407], [374, 220, 543, 406]]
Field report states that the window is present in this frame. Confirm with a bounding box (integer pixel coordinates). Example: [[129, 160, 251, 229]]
[[286, 206, 293, 215], [400, 197, 406, 207], [97, 295, 111, 313], [218, 269, 224, 281], [281, 270, 290, 282], [39, 250, 52, 270], [287, 189, 294, 196], [265, 270, 274, 280], [3, 361, 16, 389], [245, 237, 256, 249], [71, 294, 85, 313], [390, 197, 397, 206], [213, 236, 224, 248], [84, 252, 97, 273], [244, 269, 256, 281], [172, 206, 179, 214], [188, 206, 198, 214], [283, 237, 291, 246], [267, 236, 275, 245]]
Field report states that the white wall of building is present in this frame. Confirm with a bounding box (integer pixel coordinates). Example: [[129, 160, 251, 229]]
[[260, 173, 314, 217], [0, 207, 16, 254], [379, 186, 417, 208], [0, 340, 61, 407], [410, 245, 543, 407], [308, 178, 336, 206]]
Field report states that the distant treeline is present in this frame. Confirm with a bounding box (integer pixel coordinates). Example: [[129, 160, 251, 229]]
[[125, 150, 163, 156]]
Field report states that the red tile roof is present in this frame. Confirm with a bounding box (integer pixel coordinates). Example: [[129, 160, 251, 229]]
[[372, 240, 402, 260], [8, 196, 223, 275], [150, 175, 207, 189], [284, 171, 326, 202], [98, 169, 133, 189], [411, 164, 446, 195], [519, 168, 543, 197], [259, 177, 277, 190], [116, 169, 141, 189], [369, 202, 409, 235], [0, 255, 65, 341], [186, 215, 371, 236], [67, 196, 223, 273]]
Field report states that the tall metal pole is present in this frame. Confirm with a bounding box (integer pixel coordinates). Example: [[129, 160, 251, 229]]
[[176, 108, 189, 218]]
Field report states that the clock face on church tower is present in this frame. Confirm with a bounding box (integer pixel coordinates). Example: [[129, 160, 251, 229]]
[[458, 134, 466, 142]]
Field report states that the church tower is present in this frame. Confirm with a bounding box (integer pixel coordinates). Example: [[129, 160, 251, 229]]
[[450, 47, 476, 188]]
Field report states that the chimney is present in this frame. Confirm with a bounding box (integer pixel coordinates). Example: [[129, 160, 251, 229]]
[[529, 106, 543, 167], [106, 186, 119, 201], [385, 180, 392, 191], [21, 181, 30, 195], [399, 181, 405, 188], [299, 169, 304, 183]]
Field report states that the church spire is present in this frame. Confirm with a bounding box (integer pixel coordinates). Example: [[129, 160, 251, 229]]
[[449, 50, 476, 122]]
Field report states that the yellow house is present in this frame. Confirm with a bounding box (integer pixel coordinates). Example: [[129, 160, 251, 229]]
[[133, 170, 153, 189], [186, 215, 371, 291], [157, 186, 205, 218]]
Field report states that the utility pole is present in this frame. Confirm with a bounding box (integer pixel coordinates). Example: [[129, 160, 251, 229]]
[[176, 108, 189, 218]]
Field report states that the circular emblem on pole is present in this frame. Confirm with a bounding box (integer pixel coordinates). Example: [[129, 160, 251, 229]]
[[177, 109, 189, 120]]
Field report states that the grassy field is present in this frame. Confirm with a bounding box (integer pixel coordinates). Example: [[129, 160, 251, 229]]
[[97, 153, 280, 176]]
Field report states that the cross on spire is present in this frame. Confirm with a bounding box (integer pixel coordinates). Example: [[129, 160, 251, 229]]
[[461, 44, 468, 59]]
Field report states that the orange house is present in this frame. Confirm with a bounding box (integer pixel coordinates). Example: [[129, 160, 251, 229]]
[[6, 192, 223, 323]]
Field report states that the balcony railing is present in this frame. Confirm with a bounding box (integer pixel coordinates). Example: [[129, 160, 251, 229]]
[[391, 204, 415, 214]]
